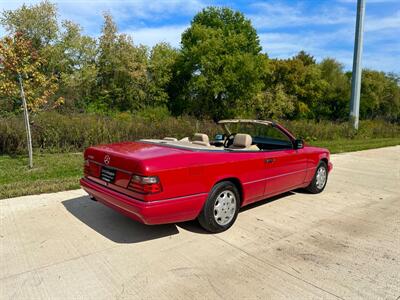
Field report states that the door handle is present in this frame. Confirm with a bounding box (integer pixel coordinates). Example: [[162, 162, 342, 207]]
[[264, 158, 275, 163]]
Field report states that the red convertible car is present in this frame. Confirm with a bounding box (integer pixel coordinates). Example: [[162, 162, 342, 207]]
[[80, 119, 332, 232]]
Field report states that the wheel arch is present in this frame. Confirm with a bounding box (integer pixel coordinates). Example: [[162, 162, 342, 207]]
[[214, 177, 244, 205], [320, 157, 328, 165]]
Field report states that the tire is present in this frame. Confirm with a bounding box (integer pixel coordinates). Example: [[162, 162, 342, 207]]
[[198, 181, 240, 233], [305, 161, 328, 194]]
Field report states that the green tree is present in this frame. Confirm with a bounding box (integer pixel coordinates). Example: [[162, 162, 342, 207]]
[[381, 73, 400, 121], [95, 13, 148, 112], [55, 21, 97, 109], [1, 2, 100, 111], [0, 0, 66, 111], [172, 7, 266, 119], [318, 58, 350, 120], [0, 33, 61, 112], [294, 50, 316, 66], [147, 42, 179, 107], [265, 54, 325, 119], [360, 70, 400, 121], [2, 1, 399, 122], [0, 0, 58, 49], [254, 83, 295, 119]]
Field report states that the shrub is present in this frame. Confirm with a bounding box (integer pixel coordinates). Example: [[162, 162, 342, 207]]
[[0, 112, 398, 155], [281, 119, 400, 142], [0, 112, 219, 154]]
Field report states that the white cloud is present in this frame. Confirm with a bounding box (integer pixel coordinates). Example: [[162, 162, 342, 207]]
[[0, 0, 206, 17], [248, 2, 354, 29], [124, 25, 188, 48], [259, 28, 353, 56], [1, 0, 398, 72], [362, 51, 400, 72], [337, 0, 399, 3], [259, 28, 400, 72], [365, 11, 400, 32], [251, 1, 399, 72], [0, 0, 206, 36]]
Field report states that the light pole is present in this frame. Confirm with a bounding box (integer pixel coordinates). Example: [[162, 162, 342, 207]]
[[349, 0, 366, 130]]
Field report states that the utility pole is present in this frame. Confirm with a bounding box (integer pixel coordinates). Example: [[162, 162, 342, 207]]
[[18, 73, 33, 169], [350, 0, 366, 130]]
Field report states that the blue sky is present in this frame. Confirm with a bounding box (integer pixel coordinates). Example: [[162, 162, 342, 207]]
[[1, 0, 399, 72]]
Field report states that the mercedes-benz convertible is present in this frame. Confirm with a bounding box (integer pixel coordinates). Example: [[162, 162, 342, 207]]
[[80, 119, 332, 232]]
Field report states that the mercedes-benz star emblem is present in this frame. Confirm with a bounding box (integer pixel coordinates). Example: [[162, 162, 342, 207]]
[[104, 155, 110, 165]]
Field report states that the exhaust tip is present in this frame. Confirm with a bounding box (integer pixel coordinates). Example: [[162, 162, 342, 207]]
[[89, 195, 97, 201]]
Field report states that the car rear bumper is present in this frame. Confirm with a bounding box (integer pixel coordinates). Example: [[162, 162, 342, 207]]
[[80, 178, 207, 225], [328, 162, 333, 172]]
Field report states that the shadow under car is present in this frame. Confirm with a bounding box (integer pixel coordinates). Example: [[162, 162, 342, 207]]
[[62, 196, 179, 244], [63, 191, 297, 240]]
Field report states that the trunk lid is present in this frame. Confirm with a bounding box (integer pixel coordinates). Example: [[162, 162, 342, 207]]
[[86, 141, 187, 171], [84, 141, 189, 191]]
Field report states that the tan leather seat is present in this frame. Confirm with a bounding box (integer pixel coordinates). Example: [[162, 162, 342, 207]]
[[192, 133, 210, 146], [247, 144, 260, 151], [229, 134, 259, 151]]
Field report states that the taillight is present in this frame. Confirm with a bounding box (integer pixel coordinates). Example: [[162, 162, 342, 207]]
[[128, 175, 162, 194], [84, 159, 90, 176]]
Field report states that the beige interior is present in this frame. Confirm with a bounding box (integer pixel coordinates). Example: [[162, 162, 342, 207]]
[[230, 134, 251, 148], [229, 134, 260, 151], [192, 133, 210, 145], [153, 132, 260, 151], [141, 139, 220, 150]]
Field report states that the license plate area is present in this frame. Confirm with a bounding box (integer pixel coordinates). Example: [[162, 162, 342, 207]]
[[100, 166, 116, 183]]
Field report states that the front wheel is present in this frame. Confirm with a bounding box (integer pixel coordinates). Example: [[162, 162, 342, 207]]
[[198, 181, 240, 233], [305, 161, 328, 194]]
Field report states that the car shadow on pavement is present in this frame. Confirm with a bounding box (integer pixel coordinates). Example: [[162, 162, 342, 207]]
[[62, 196, 179, 244], [240, 191, 295, 212], [178, 191, 295, 234]]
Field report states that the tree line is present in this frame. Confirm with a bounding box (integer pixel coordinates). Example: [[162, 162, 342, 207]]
[[0, 1, 399, 121]]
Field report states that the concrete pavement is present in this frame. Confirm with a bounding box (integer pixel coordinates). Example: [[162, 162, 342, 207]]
[[1, 146, 399, 299]]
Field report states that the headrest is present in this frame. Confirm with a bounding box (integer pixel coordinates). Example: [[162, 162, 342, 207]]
[[163, 137, 178, 141], [193, 133, 209, 144], [233, 134, 252, 148]]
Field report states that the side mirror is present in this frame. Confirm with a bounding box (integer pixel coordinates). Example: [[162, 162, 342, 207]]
[[294, 139, 304, 150]]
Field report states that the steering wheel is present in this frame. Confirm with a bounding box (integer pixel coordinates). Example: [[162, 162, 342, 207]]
[[224, 133, 236, 148]]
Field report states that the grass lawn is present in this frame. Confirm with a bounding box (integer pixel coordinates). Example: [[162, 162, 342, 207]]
[[309, 137, 400, 153], [0, 153, 82, 199], [0, 137, 399, 199]]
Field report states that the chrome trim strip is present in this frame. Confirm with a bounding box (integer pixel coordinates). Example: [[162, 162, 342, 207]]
[[243, 167, 316, 185], [243, 177, 267, 185]]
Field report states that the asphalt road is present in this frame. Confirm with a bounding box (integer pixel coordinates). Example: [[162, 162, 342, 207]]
[[1, 146, 399, 299]]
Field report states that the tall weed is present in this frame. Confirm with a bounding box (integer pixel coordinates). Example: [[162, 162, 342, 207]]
[[0, 112, 398, 154]]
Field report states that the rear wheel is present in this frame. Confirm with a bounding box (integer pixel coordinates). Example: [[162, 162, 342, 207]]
[[198, 181, 240, 233], [305, 161, 328, 194]]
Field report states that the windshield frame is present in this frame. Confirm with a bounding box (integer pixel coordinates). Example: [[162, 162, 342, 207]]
[[218, 119, 297, 149], [218, 119, 274, 135]]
